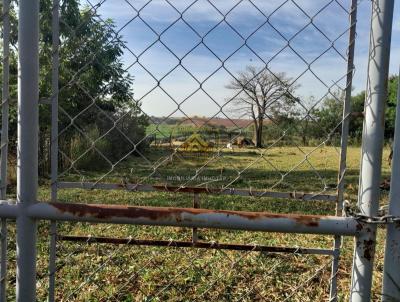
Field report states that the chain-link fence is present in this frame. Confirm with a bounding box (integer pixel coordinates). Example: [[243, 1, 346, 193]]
[[0, 0, 398, 301], [49, 1, 357, 300], [53, 0, 355, 194]]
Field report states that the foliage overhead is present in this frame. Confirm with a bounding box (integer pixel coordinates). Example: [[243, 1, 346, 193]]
[[0, 0, 148, 173]]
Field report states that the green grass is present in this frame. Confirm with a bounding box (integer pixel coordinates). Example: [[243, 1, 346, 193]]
[[146, 123, 177, 137], [145, 123, 252, 139], [3, 146, 393, 301], [146, 123, 205, 138], [59, 146, 347, 193]]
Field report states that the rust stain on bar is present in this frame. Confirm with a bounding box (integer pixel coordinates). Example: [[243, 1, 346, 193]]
[[362, 239, 376, 261], [49, 202, 321, 227]]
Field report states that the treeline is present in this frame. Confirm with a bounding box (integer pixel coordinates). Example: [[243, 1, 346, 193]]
[[0, 0, 149, 175], [262, 76, 398, 147], [152, 76, 399, 148]]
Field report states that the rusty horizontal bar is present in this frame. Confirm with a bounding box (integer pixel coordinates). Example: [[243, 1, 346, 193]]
[[0, 201, 361, 235], [58, 235, 335, 255], [25, 202, 359, 235], [58, 181, 338, 202]]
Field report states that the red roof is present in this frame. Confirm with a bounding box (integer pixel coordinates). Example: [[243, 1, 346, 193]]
[[180, 117, 253, 129]]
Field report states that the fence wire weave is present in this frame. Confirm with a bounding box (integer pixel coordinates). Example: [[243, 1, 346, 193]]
[[0, 0, 369, 301], [48, 223, 336, 301], [48, 0, 360, 299], [52, 0, 356, 198]]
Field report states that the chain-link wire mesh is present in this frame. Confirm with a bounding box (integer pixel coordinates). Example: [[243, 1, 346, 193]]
[[52, 0, 357, 198], [43, 222, 337, 301], [0, 0, 374, 300], [48, 0, 360, 301]]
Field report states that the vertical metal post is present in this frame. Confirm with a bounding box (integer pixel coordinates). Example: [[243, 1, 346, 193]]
[[50, 0, 59, 213], [192, 193, 200, 242], [16, 0, 39, 301], [350, 0, 394, 301], [382, 68, 400, 301], [0, 0, 10, 300], [1, 0, 10, 199], [330, 1, 358, 300], [48, 0, 59, 301]]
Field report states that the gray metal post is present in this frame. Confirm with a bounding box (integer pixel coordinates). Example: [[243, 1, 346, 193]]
[[382, 67, 400, 301], [330, 1, 358, 300], [192, 193, 199, 242], [1, 0, 10, 199], [48, 0, 60, 300], [350, 0, 394, 301], [51, 0, 59, 207], [0, 0, 10, 300], [16, 0, 39, 301]]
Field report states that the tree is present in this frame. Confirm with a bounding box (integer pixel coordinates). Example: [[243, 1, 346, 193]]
[[385, 75, 398, 138], [1, 0, 149, 173], [294, 96, 319, 146], [349, 91, 364, 141], [226, 66, 297, 147], [313, 90, 345, 140], [311, 75, 398, 145], [346, 75, 398, 141]]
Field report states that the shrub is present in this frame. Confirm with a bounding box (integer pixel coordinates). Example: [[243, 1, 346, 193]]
[[69, 125, 111, 171]]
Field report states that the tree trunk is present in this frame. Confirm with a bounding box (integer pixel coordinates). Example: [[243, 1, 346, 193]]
[[255, 118, 264, 148]]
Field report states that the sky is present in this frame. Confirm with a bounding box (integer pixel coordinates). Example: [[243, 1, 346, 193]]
[[88, 0, 400, 118]]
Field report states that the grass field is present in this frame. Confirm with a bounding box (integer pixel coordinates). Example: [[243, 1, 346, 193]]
[[145, 123, 252, 140], [3, 146, 392, 301]]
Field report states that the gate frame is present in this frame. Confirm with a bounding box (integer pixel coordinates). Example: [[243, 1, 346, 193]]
[[0, 0, 396, 301], [350, 0, 395, 301]]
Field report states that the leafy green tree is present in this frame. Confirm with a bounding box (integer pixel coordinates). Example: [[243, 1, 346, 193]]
[[385, 75, 399, 138], [1, 0, 148, 173], [347, 75, 398, 141], [312, 90, 344, 144], [311, 75, 398, 145], [348, 90, 364, 142]]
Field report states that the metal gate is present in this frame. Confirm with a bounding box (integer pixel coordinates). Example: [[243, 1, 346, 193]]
[[0, 0, 399, 301]]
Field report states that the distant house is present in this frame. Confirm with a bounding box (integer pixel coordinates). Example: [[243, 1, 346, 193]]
[[178, 134, 212, 152], [179, 116, 253, 129]]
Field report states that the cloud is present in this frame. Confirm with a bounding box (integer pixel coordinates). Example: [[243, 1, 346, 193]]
[[85, 0, 400, 117], [95, 0, 351, 28]]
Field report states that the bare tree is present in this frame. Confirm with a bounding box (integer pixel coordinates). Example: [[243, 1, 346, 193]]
[[226, 66, 297, 147]]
